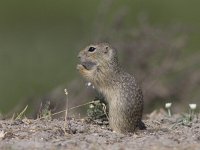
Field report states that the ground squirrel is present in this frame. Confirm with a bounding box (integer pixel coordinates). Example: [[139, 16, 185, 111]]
[[77, 43, 145, 133]]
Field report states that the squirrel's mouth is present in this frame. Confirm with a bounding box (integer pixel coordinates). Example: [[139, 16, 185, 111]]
[[80, 61, 97, 70]]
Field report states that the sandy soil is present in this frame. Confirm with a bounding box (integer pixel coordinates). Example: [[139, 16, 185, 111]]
[[0, 109, 200, 150]]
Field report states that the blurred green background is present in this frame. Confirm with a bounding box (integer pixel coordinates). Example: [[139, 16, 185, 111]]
[[0, 0, 200, 115]]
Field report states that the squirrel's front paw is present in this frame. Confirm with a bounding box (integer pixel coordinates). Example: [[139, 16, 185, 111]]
[[77, 64, 94, 78], [77, 64, 85, 71], [77, 64, 89, 75]]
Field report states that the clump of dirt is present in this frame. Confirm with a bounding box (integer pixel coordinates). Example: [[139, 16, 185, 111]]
[[0, 109, 200, 150]]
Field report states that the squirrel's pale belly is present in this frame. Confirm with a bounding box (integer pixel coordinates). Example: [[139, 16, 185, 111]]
[[99, 85, 133, 133]]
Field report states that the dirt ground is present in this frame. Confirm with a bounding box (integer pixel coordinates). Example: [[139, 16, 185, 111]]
[[0, 109, 200, 150]]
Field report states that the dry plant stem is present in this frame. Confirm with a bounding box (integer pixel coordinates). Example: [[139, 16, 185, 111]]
[[37, 102, 43, 119], [189, 109, 196, 121], [64, 89, 69, 135], [168, 109, 171, 117], [35, 101, 99, 121]]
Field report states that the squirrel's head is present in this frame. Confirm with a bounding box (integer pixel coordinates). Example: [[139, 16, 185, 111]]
[[77, 43, 119, 82]]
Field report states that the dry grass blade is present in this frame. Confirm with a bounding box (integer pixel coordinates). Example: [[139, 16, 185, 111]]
[[15, 105, 28, 120]]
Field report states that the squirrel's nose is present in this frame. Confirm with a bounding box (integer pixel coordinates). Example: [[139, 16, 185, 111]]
[[77, 52, 82, 59], [78, 51, 86, 59], [77, 55, 81, 59]]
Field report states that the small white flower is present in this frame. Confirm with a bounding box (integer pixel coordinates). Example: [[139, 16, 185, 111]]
[[165, 103, 172, 108], [87, 82, 92, 86], [189, 104, 197, 110], [89, 104, 95, 109], [64, 89, 68, 95]]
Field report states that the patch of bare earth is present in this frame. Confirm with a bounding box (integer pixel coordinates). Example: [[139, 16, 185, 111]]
[[0, 110, 200, 150]]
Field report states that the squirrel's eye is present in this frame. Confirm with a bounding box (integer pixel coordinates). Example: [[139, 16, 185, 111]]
[[88, 47, 96, 52]]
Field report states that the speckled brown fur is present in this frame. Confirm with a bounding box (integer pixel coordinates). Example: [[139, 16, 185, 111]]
[[77, 43, 144, 133]]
